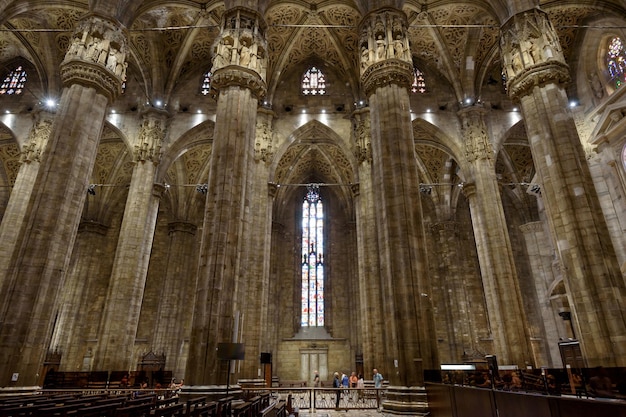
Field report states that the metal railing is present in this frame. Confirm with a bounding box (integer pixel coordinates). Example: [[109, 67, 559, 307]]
[[242, 387, 384, 411]]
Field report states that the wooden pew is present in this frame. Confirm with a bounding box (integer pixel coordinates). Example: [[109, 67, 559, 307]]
[[152, 402, 184, 417], [75, 402, 121, 417], [112, 402, 152, 417]]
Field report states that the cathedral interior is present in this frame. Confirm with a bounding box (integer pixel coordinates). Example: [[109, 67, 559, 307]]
[[0, 0, 625, 401]]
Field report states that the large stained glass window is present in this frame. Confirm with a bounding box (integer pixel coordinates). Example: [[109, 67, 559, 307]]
[[0, 65, 27, 95], [302, 67, 326, 95], [301, 185, 324, 327], [607, 37, 626, 89]]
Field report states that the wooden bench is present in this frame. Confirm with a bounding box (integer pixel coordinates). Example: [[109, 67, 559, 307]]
[[113, 402, 152, 417], [75, 402, 121, 417], [152, 402, 184, 417], [189, 401, 217, 417]]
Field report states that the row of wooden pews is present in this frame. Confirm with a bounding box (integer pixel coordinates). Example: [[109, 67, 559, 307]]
[[232, 393, 287, 417], [0, 391, 232, 417]]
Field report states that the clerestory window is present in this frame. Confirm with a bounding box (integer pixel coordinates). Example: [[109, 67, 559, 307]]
[[607, 37, 626, 89], [0, 65, 27, 95], [200, 71, 212, 95], [411, 67, 426, 93], [301, 185, 325, 327], [302, 67, 326, 95]]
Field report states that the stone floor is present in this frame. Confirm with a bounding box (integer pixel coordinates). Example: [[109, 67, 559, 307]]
[[297, 411, 380, 417]]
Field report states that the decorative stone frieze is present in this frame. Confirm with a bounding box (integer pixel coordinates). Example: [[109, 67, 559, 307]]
[[77, 220, 109, 236], [211, 66, 267, 99], [20, 119, 52, 164], [60, 14, 127, 101], [501, 8, 570, 99]]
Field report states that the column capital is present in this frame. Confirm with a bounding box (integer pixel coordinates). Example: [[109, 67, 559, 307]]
[[60, 14, 128, 102], [460, 182, 476, 199], [211, 6, 267, 99], [168, 221, 197, 235], [519, 221, 544, 234], [78, 220, 109, 235], [501, 8, 570, 99], [361, 59, 413, 97], [359, 8, 412, 97]]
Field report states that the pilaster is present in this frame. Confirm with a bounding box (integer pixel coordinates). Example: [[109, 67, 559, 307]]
[[502, 7, 626, 366]]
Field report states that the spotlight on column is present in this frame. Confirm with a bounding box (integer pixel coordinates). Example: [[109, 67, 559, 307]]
[[87, 184, 97, 196]]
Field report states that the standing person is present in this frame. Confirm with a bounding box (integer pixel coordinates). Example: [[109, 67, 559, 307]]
[[373, 368, 383, 388], [349, 371, 358, 388], [341, 373, 349, 388], [333, 372, 341, 409], [313, 370, 320, 387]]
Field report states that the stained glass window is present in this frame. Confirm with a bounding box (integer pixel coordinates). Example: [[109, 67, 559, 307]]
[[302, 67, 326, 95], [607, 37, 626, 89], [301, 185, 324, 327], [201, 71, 211, 95], [411, 67, 426, 93], [0, 65, 27, 95]]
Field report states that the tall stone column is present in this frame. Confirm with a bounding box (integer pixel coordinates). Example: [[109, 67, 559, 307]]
[[352, 109, 385, 372], [0, 14, 126, 386], [93, 110, 167, 371], [236, 108, 274, 379], [185, 6, 267, 386], [359, 8, 434, 415], [152, 221, 198, 379], [459, 107, 532, 366], [502, 8, 626, 366]]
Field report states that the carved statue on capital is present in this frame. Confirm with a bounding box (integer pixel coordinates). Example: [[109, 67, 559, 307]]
[[500, 8, 568, 98], [211, 8, 267, 81], [359, 10, 411, 77], [61, 15, 128, 100]]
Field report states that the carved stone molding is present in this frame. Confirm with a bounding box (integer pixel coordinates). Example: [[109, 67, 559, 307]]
[[211, 65, 267, 99], [361, 59, 413, 97], [60, 61, 122, 103], [430, 221, 458, 234]]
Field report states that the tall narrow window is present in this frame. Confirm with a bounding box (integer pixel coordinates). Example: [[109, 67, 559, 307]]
[[0, 65, 27, 95], [607, 37, 626, 89], [301, 185, 324, 327], [200, 71, 212, 95], [302, 67, 326, 95], [411, 67, 426, 93]]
